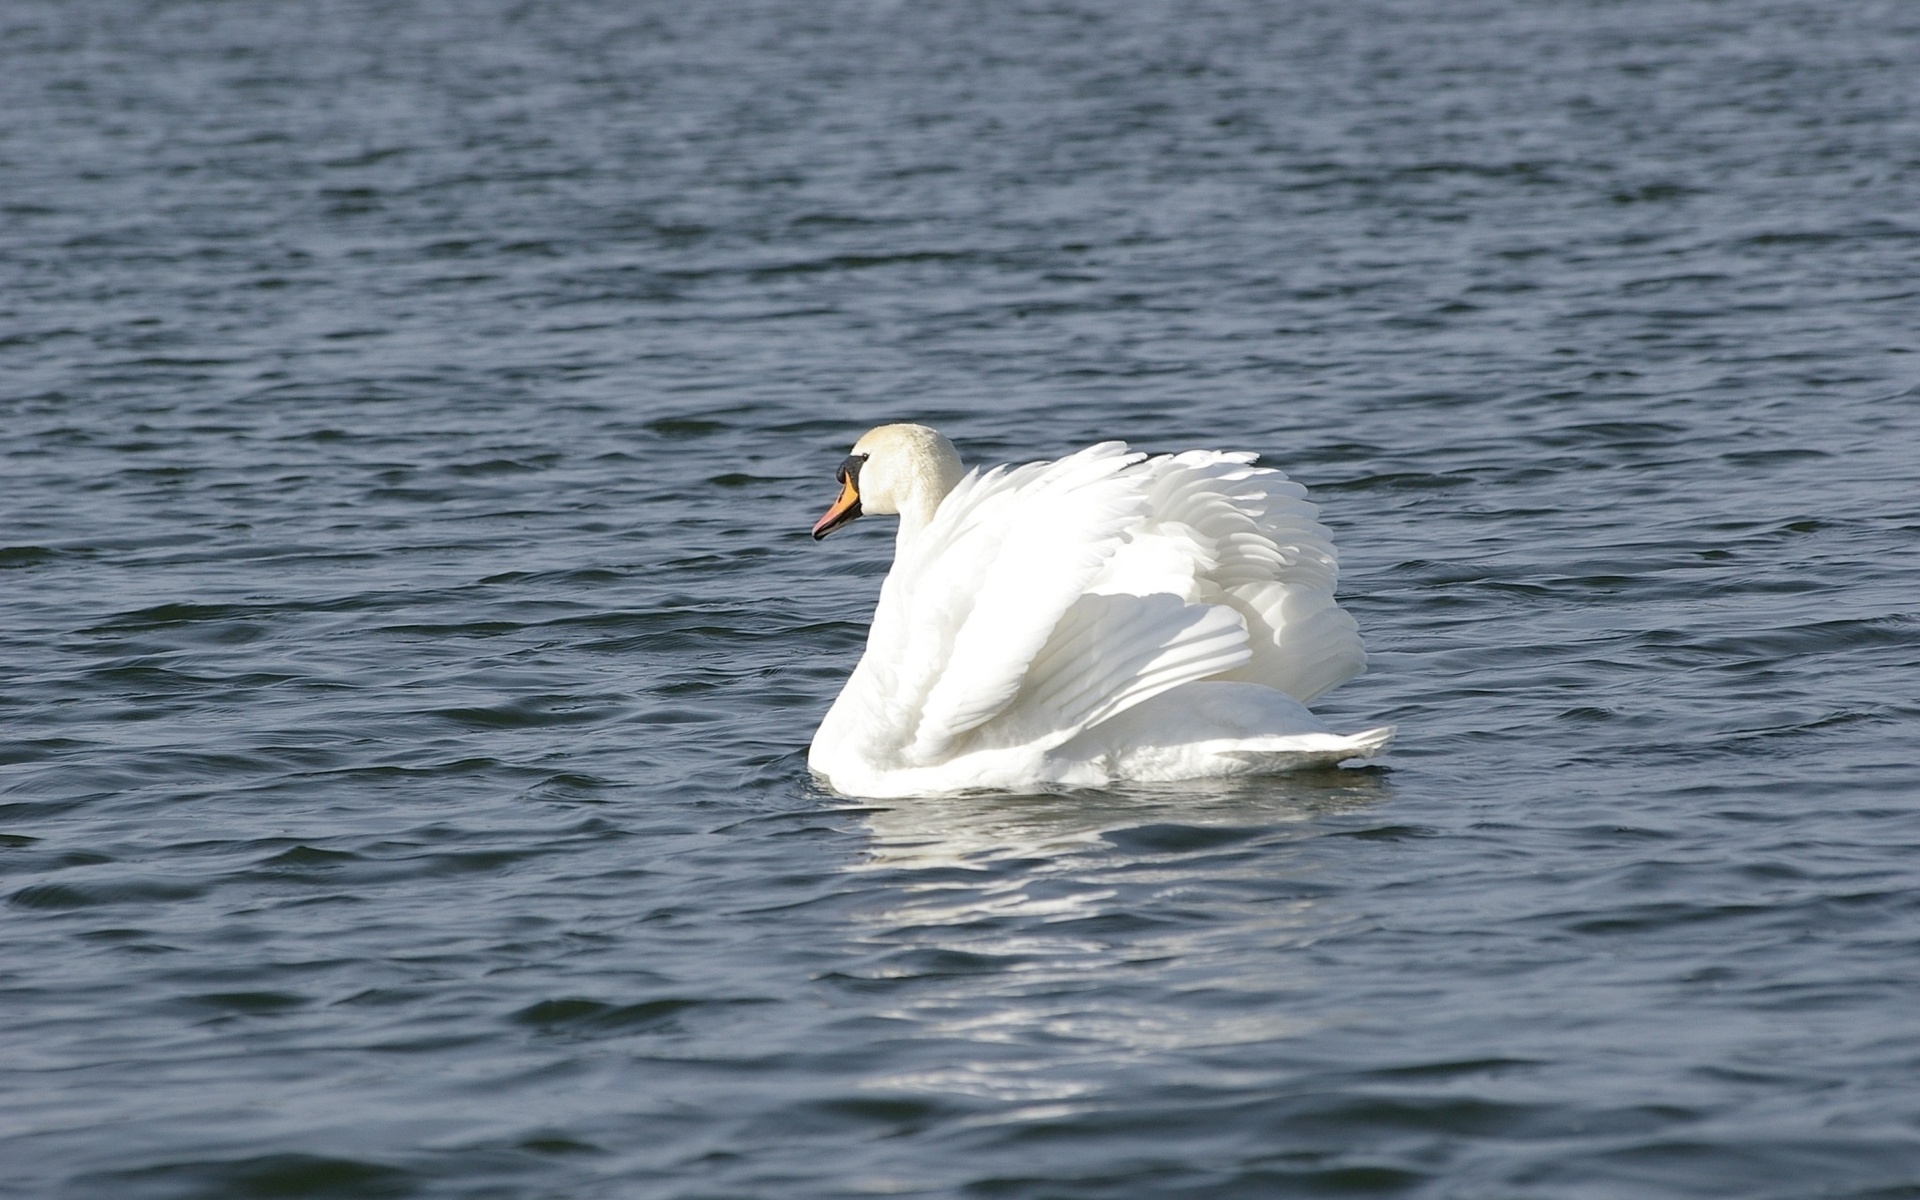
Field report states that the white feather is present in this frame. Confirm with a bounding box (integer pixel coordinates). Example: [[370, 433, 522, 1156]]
[[807, 428, 1392, 798]]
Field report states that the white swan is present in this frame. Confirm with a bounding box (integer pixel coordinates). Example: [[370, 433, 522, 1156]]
[[806, 424, 1393, 798]]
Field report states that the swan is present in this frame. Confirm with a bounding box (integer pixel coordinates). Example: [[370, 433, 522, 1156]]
[[806, 424, 1394, 798]]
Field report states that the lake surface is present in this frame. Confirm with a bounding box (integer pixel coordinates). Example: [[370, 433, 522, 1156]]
[[4, 1, 1919, 1196]]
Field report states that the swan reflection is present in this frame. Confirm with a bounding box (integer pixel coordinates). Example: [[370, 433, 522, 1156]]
[[831, 771, 1392, 1108], [848, 769, 1391, 874]]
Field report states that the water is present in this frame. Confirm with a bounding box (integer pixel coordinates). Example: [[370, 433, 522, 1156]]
[[4, 1, 1919, 1195]]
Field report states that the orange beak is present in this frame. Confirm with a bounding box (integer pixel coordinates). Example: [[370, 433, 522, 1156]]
[[811, 475, 863, 540]]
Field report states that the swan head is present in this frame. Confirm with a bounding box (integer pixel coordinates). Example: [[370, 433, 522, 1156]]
[[811, 424, 964, 543]]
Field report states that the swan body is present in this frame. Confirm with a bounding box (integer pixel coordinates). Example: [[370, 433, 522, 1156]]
[[807, 424, 1393, 798]]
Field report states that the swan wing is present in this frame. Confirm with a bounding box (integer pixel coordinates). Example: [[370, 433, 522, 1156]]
[[1126, 450, 1367, 702], [967, 590, 1253, 753], [852, 441, 1151, 766]]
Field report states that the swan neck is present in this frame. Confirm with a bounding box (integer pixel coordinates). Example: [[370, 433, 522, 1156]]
[[888, 442, 962, 551], [895, 495, 940, 551]]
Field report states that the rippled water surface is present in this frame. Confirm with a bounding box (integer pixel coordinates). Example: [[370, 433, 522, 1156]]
[[5, 1, 1920, 1196]]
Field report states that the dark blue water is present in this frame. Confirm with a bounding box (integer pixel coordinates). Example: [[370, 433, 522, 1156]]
[[5, 2, 1920, 1196]]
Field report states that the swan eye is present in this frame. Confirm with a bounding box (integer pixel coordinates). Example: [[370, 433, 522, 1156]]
[[836, 454, 868, 487]]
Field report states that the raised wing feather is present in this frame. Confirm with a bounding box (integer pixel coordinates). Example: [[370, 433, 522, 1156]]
[[1129, 451, 1366, 702], [857, 442, 1149, 766], [966, 592, 1253, 754]]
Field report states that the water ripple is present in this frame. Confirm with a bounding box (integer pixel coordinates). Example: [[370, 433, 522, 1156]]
[[5, 1, 1920, 1197]]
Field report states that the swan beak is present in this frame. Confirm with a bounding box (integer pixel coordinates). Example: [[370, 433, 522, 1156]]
[[811, 475, 863, 540]]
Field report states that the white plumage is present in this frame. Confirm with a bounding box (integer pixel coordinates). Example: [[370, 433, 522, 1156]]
[[807, 425, 1393, 798]]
